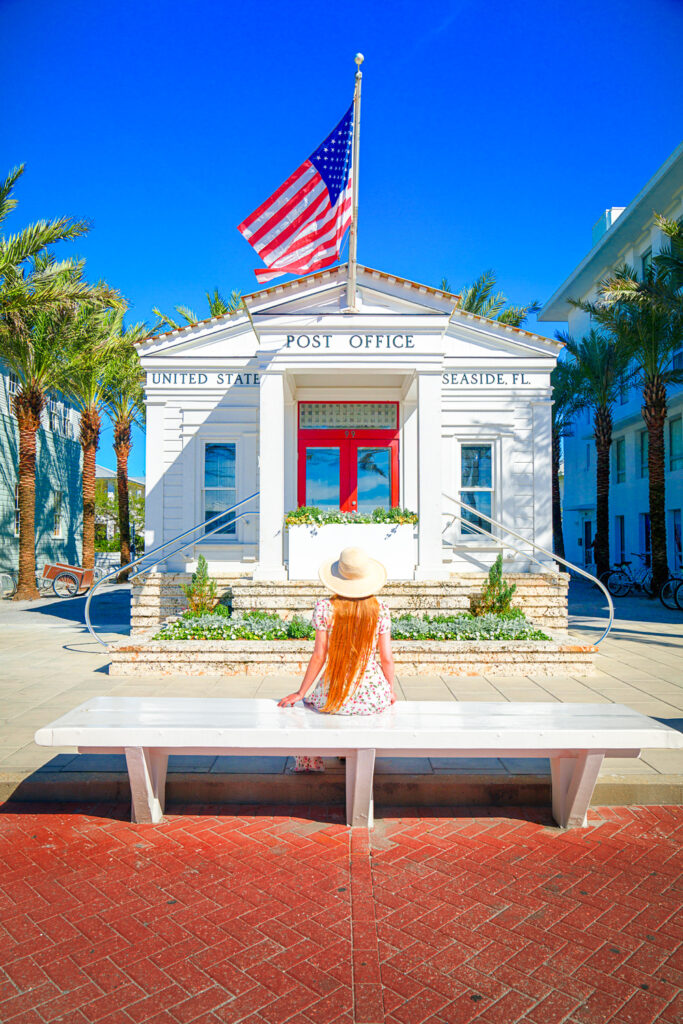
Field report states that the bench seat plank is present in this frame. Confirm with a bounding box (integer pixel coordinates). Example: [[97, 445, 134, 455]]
[[34, 697, 683, 829], [34, 697, 682, 751]]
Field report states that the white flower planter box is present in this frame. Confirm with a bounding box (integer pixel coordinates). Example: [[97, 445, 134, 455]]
[[287, 523, 417, 581]]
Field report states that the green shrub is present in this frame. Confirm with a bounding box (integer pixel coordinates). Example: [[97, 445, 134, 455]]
[[181, 555, 219, 615], [284, 506, 418, 526], [153, 608, 549, 642], [471, 554, 517, 616], [287, 615, 316, 639]]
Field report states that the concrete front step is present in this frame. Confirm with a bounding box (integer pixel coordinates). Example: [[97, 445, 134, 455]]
[[3, 763, 680, 811], [131, 573, 570, 632]]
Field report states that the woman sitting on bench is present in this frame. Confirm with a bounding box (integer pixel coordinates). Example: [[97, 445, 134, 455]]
[[278, 547, 397, 771]]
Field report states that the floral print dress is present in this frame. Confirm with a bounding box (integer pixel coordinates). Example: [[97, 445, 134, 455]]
[[294, 597, 393, 772]]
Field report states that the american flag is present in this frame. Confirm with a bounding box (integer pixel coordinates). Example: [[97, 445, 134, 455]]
[[237, 104, 354, 283]]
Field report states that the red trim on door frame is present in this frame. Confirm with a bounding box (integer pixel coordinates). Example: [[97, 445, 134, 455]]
[[297, 402, 400, 510]]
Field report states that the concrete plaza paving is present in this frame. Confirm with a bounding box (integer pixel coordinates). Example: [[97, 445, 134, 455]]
[[0, 581, 681, 803]]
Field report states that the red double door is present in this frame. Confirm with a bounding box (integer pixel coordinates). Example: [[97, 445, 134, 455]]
[[297, 423, 399, 513]]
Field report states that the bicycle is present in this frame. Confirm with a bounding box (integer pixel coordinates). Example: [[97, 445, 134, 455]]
[[0, 569, 57, 598], [605, 553, 655, 597], [659, 573, 683, 610]]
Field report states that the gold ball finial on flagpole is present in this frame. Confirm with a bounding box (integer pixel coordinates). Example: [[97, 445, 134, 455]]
[[355, 53, 364, 68]]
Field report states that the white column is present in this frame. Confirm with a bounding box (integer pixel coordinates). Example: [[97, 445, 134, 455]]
[[415, 372, 446, 580], [532, 398, 555, 568], [144, 399, 165, 568], [253, 371, 286, 580]]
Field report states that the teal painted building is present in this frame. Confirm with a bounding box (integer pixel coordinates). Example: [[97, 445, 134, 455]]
[[1, 365, 82, 572]]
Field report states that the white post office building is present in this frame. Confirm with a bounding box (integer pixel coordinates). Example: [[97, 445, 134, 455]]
[[139, 265, 562, 583]]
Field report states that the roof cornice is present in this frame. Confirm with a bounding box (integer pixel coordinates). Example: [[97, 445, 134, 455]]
[[539, 142, 683, 322]]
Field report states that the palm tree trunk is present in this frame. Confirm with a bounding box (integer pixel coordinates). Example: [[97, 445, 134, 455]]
[[14, 408, 41, 600], [114, 418, 132, 583], [643, 376, 668, 592], [593, 405, 613, 579], [551, 427, 565, 561], [80, 406, 100, 570]]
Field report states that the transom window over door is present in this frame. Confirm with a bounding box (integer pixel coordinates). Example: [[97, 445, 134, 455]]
[[460, 443, 493, 536], [298, 402, 399, 511], [204, 443, 236, 535]]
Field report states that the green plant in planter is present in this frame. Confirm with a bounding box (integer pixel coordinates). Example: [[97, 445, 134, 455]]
[[471, 554, 517, 616], [181, 554, 219, 615], [284, 506, 418, 526]]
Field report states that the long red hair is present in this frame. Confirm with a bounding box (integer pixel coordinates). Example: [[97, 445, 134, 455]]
[[321, 595, 379, 713]]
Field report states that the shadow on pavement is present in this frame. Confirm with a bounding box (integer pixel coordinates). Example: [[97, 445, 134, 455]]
[[22, 587, 131, 634]]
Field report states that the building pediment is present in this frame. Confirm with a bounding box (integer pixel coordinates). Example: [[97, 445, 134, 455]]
[[138, 263, 562, 364]]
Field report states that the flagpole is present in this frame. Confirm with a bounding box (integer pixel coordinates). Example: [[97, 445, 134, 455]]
[[346, 53, 364, 311]]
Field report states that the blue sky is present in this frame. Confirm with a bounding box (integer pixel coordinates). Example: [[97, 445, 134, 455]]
[[3, 0, 683, 476]]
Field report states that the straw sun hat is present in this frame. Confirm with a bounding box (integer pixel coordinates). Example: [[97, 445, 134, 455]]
[[319, 546, 387, 598]]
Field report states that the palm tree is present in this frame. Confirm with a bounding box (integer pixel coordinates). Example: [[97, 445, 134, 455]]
[[440, 269, 540, 327], [550, 359, 582, 561], [599, 215, 683, 316], [62, 307, 124, 571], [574, 264, 683, 591], [103, 325, 147, 580], [0, 165, 96, 331], [556, 330, 632, 577], [0, 309, 71, 598], [0, 166, 116, 599], [152, 287, 243, 333]]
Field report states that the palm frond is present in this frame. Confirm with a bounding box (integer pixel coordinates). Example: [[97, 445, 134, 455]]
[[151, 307, 181, 332], [0, 217, 91, 275], [497, 300, 541, 327], [175, 305, 199, 325], [0, 164, 24, 226]]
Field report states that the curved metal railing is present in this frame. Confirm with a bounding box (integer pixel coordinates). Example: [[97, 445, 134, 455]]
[[442, 492, 614, 645], [84, 492, 259, 647]]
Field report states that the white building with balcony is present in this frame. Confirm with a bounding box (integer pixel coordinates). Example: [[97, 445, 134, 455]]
[[539, 143, 683, 573]]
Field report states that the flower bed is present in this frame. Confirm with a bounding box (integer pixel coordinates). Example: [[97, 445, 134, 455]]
[[285, 506, 418, 526], [154, 609, 550, 642]]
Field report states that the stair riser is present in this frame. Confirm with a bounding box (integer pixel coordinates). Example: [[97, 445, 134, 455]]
[[130, 573, 569, 632]]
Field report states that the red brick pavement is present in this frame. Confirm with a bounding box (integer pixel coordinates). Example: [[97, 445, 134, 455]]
[[0, 803, 680, 1024]]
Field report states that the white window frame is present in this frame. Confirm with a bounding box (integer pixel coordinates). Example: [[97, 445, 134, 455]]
[[8, 372, 19, 397], [455, 439, 497, 543], [14, 485, 20, 536], [614, 514, 625, 565], [670, 416, 682, 472], [201, 440, 239, 541], [670, 509, 682, 572], [614, 437, 626, 483], [639, 512, 652, 568], [639, 430, 648, 478], [53, 490, 62, 538]]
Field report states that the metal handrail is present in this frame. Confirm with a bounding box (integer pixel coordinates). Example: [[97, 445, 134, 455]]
[[441, 510, 552, 577], [442, 491, 614, 645], [84, 492, 259, 647]]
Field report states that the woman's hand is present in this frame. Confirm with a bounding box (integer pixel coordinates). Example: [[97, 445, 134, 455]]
[[389, 689, 397, 705], [278, 692, 303, 708]]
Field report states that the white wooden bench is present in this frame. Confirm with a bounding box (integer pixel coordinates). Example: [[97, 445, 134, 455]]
[[34, 697, 683, 829]]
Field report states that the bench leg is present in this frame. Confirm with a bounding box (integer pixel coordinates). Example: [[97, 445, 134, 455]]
[[125, 747, 168, 824], [550, 752, 604, 828], [345, 748, 375, 828]]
